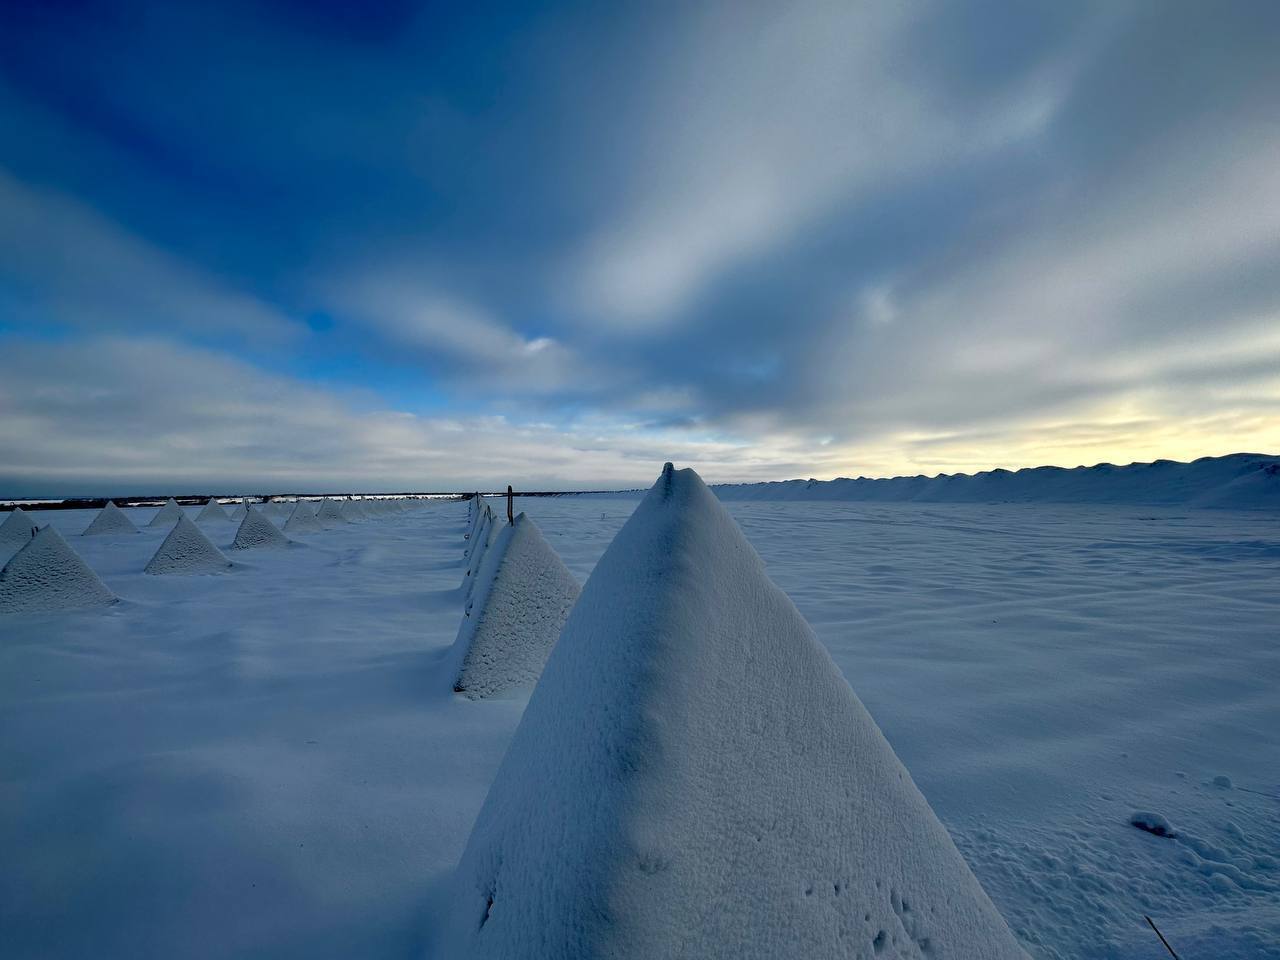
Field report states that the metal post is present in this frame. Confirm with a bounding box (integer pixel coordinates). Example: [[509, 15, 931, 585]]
[[507, 485, 514, 524]]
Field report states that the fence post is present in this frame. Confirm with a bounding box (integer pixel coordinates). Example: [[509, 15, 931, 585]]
[[507, 485, 514, 524]]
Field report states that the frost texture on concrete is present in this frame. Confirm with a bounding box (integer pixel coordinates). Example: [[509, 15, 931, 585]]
[[283, 501, 321, 534], [0, 506, 40, 548], [196, 498, 229, 521], [316, 499, 347, 525], [0, 525, 116, 613], [145, 514, 232, 575], [442, 464, 1027, 959], [82, 501, 138, 536], [232, 508, 290, 550], [148, 498, 185, 528], [449, 513, 579, 700]]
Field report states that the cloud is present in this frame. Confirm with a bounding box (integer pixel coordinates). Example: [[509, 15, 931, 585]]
[[0, 168, 302, 344]]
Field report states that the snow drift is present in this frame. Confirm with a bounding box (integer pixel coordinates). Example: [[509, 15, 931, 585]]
[[449, 512, 580, 700], [232, 507, 290, 550], [145, 514, 232, 575], [441, 464, 1027, 959], [82, 501, 139, 536], [0, 506, 40, 548], [0, 525, 116, 613], [148, 498, 185, 528], [196, 498, 229, 521], [713, 452, 1280, 509]]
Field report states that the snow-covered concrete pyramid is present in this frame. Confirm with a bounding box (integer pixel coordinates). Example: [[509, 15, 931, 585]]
[[196, 498, 229, 521], [0, 506, 40, 548], [229, 498, 249, 520], [0, 525, 116, 613], [442, 464, 1028, 959], [283, 501, 321, 534], [147, 498, 185, 528], [341, 499, 367, 521], [315, 498, 347, 525], [232, 507, 291, 550], [82, 501, 139, 536], [449, 513, 580, 700], [145, 514, 232, 575]]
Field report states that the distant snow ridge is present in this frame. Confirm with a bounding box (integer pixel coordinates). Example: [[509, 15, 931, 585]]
[[0, 506, 40, 548], [145, 514, 232, 575], [0, 525, 116, 613], [148, 498, 185, 528], [283, 501, 321, 534], [232, 507, 290, 550], [82, 501, 139, 536], [449, 512, 580, 700], [442, 463, 1028, 959], [713, 452, 1280, 509], [196, 498, 229, 521], [315, 499, 347, 525]]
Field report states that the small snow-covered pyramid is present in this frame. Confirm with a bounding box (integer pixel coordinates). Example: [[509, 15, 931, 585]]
[[196, 497, 229, 521], [232, 507, 291, 550], [0, 525, 116, 613], [442, 464, 1028, 959], [449, 512, 580, 699], [283, 500, 321, 534], [341, 499, 367, 521], [315, 498, 347, 525], [145, 514, 232, 575], [82, 501, 139, 536], [229, 498, 249, 520], [148, 498, 185, 528], [0, 506, 40, 548]]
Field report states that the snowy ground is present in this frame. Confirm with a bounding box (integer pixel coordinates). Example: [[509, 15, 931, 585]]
[[2, 497, 1278, 958]]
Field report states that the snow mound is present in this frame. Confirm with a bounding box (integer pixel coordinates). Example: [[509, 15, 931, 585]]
[[232, 507, 291, 550], [315, 499, 347, 525], [442, 463, 1028, 959], [145, 514, 232, 575], [448, 513, 579, 699], [196, 498, 229, 521], [283, 501, 321, 534], [229, 499, 249, 520], [0, 506, 40, 548], [148, 498, 185, 528], [0, 525, 116, 613], [82, 501, 139, 536]]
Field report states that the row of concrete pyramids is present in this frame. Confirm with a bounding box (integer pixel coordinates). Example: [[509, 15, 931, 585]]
[[436, 468, 1028, 958], [0, 497, 422, 613]]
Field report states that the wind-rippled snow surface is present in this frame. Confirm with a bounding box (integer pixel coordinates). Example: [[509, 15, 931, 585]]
[[1, 499, 1278, 958]]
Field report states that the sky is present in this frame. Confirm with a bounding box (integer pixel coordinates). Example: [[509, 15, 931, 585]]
[[1, 0, 1278, 495]]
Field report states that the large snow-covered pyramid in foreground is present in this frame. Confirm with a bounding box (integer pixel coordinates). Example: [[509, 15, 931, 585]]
[[0, 525, 116, 613], [148, 498, 185, 528], [232, 507, 291, 550], [449, 512, 580, 699], [82, 501, 139, 536], [441, 464, 1027, 959], [0, 506, 40, 548], [145, 514, 232, 575], [196, 498, 229, 521]]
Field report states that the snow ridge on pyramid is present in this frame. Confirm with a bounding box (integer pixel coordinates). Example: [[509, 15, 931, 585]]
[[441, 464, 1027, 959], [315, 499, 347, 525], [449, 512, 580, 700], [232, 507, 291, 550], [460, 508, 498, 601], [82, 501, 139, 536], [0, 506, 40, 548], [283, 501, 321, 534], [145, 514, 232, 575], [148, 498, 185, 528], [196, 498, 229, 521], [0, 525, 116, 613]]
